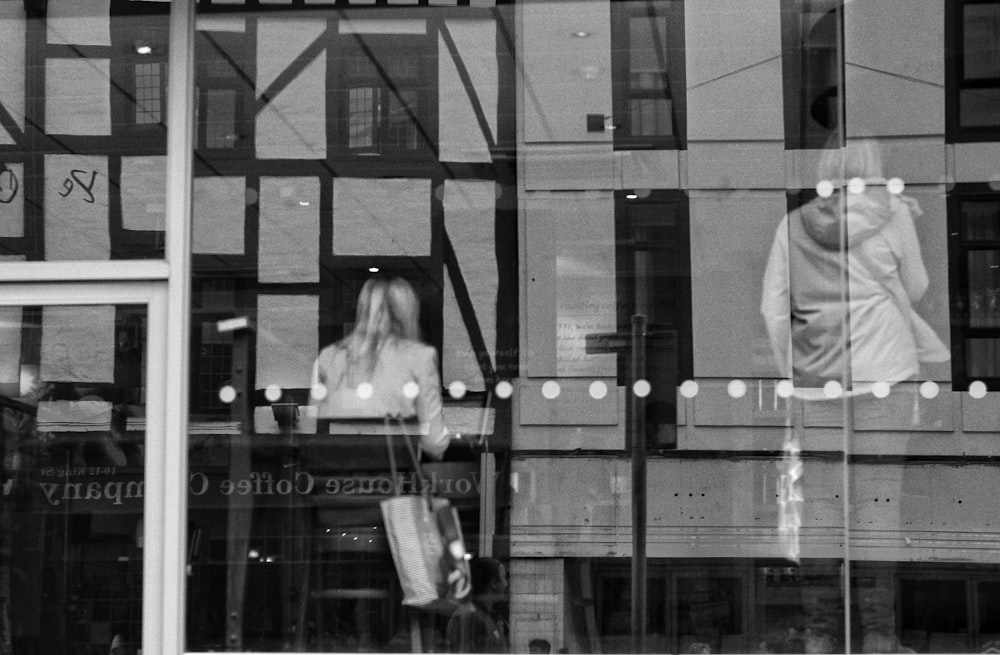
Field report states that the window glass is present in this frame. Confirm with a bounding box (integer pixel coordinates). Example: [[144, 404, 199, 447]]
[[1, 303, 148, 655]]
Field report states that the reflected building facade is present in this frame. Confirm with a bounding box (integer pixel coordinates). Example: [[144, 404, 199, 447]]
[[0, 1, 999, 654]]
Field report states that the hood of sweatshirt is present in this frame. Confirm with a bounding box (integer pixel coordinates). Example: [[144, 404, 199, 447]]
[[799, 187, 895, 251]]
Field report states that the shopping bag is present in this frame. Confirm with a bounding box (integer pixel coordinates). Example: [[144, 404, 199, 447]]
[[380, 421, 471, 610]]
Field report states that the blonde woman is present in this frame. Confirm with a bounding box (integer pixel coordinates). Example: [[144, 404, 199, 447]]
[[311, 276, 449, 459]]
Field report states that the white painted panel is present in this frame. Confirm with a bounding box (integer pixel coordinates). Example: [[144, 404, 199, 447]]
[[443, 275, 484, 391], [256, 56, 327, 159], [0, 4, 26, 143], [439, 20, 497, 163], [333, 177, 431, 256], [257, 19, 326, 92], [954, 143, 1000, 183], [47, 0, 110, 46], [685, 0, 781, 87], [44, 155, 110, 260], [45, 59, 111, 136], [442, 179, 497, 391], [255, 294, 319, 390], [620, 150, 681, 190], [338, 19, 426, 34], [0, 306, 21, 384], [196, 16, 246, 32], [259, 177, 320, 283], [522, 1, 612, 143], [523, 144, 615, 190], [845, 0, 943, 89], [192, 177, 245, 254], [687, 141, 785, 189], [121, 156, 167, 231], [687, 60, 784, 141], [845, 66, 944, 137], [690, 190, 788, 378]]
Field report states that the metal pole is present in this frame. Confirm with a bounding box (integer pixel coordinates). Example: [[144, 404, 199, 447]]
[[630, 314, 648, 654]]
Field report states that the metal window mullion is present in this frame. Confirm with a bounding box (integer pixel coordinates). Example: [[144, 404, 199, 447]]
[[149, 2, 195, 655]]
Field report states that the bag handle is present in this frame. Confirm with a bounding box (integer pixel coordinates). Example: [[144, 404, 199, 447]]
[[384, 415, 429, 500]]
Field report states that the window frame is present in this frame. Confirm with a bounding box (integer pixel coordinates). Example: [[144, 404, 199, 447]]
[[948, 185, 1000, 390], [330, 31, 438, 159], [610, 0, 686, 150], [947, 0, 1000, 142]]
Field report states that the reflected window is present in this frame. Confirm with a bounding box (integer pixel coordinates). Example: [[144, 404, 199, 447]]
[[611, 0, 686, 148], [615, 191, 691, 449], [781, 0, 841, 149], [949, 0, 1000, 138], [949, 191, 1000, 386], [335, 35, 433, 156], [195, 31, 250, 151]]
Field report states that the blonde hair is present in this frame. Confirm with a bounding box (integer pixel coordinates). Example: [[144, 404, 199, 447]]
[[816, 136, 884, 183], [337, 276, 421, 384]]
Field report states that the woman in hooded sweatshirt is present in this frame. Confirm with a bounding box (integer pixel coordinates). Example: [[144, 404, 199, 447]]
[[310, 275, 450, 459], [760, 138, 943, 392]]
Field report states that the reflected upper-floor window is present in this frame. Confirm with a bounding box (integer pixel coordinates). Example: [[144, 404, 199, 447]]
[[611, 0, 686, 149], [195, 30, 250, 151], [781, 0, 841, 149], [334, 30, 435, 157], [949, 189, 1000, 387], [948, 0, 1000, 140]]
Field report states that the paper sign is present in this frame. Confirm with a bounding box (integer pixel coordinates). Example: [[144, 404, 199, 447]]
[[40, 305, 115, 383], [255, 295, 318, 390], [46, 58, 111, 136], [44, 155, 110, 260], [439, 21, 497, 163], [256, 56, 327, 159], [259, 177, 320, 283], [121, 156, 166, 231], [0, 163, 24, 237], [333, 178, 430, 256], [192, 177, 245, 254], [47, 0, 111, 46], [0, 306, 22, 384]]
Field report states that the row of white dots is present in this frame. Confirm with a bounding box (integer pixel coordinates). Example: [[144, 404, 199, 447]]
[[218, 379, 990, 405]]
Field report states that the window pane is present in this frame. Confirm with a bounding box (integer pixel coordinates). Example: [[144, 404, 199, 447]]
[[2, 304, 148, 655], [967, 339, 1000, 378], [348, 86, 377, 149], [204, 89, 237, 149], [963, 200, 1000, 241], [134, 62, 163, 124], [899, 579, 969, 653], [963, 4, 1000, 79], [629, 15, 668, 81], [967, 250, 1000, 327], [960, 87, 1000, 127], [386, 90, 419, 150]]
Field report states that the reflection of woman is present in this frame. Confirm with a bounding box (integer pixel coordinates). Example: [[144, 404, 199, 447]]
[[311, 276, 449, 459], [760, 138, 947, 390]]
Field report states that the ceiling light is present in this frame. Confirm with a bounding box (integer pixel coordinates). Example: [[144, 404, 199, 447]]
[[571, 31, 591, 38], [135, 41, 152, 55], [368, 266, 379, 273]]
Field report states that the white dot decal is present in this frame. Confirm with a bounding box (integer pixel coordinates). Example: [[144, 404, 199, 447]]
[[847, 177, 866, 194], [356, 382, 374, 400], [679, 380, 699, 399], [633, 379, 651, 398], [589, 380, 608, 400], [310, 383, 328, 401], [541, 380, 561, 399], [448, 380, 467, 400], [218, 385, 237, 404], [871, 381, 890, 399], [402, 382, 419, 399], [969, 381, 987, 399], [919, 380, 939, 399], [727, 379, 747, 399], [776, 380, 795, 399], [816, 180, 834, 198], [495, 381, 514, 399], [886, 177, 905, 195], [264, 385, 282, 402], [823, 380, 842, 398]]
